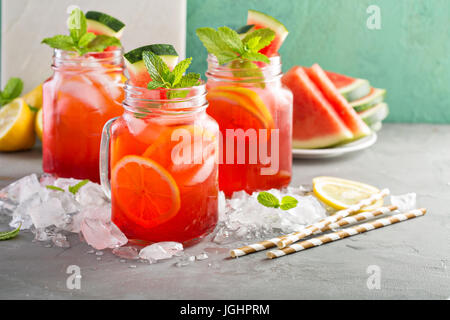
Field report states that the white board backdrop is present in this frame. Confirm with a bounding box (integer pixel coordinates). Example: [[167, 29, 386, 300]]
[[1, 0, 186, 92]]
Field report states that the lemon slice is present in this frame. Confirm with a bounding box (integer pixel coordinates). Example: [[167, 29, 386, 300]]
[[313, 176, 383, 211], [35, 108, 43, 140], [23, 83, 43, 110], [0, 98, 36, 151]]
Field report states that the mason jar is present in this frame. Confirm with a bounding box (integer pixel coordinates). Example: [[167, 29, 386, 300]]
[[42, 48, 125, 183], [205, 54, 293, 197], [100, 83, 219, 245]]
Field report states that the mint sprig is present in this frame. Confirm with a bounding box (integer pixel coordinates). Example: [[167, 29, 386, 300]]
[[0, 223, 21, 241], [196, 26, 275, 65], [42, 8, 121, 56], [142, 51, 201, 98], [0, 78, 23, 107], [257, 192, 299, 211]]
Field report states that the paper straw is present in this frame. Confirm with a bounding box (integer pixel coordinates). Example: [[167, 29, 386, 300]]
[[266, 208, 426, 259], [277, 188, 390, 248], [230, 188, 390, 258], [313, 205, 397, 234]]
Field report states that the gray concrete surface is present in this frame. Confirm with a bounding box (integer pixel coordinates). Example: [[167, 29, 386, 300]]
[[0, 123, 449, 299]]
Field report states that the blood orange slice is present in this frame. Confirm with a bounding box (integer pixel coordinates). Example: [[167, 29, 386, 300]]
[[111, 155, 180, 228]]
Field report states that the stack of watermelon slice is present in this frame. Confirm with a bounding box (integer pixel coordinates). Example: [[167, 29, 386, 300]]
[[282, 64, 388, 149], [327, 71, 388, 132]]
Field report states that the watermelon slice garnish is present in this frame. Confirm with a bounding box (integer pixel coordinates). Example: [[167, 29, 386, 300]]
[[124, 44, 179, 88], [282, 66, 353, 149], [86, 11, 125, 39], [325, 71, 371, 102], [247, 10, 288, 56], [306, 64, 371, 139]]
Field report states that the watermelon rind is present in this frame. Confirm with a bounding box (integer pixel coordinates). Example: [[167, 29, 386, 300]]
[[236, 24, 255, 39], [339, 78, 371, 102], [247, 10, 288, 47], [86, 11, 125, 38], [351, 88, 386, 112], [359, 102, 389, 126], [124, 44, 179, 76]]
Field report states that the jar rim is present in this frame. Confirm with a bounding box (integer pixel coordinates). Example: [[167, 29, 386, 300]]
[[52, 48, 124, 67], [206, 53, 282, 83], [123, 81, 208, 116]]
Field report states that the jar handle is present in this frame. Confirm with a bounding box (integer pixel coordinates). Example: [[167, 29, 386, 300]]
[[99, 117, 118, 199]]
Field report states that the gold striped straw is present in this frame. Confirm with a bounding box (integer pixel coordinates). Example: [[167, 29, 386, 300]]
[[266, 208, 427, 259], [277, 188, 391, 248], [230, 188, 390, 258], [312, 205, 397, 234]]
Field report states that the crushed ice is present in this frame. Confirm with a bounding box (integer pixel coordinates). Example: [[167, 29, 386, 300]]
[[0, 174, 126, 250], [0, 174, 421, 265]]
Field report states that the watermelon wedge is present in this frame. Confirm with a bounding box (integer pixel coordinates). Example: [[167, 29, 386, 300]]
[[306, 64, 371, 139], [350, 88, 386, 112], [124, 44, 178, 88], [325, 71, 371, 102], [282, 66, 353, 149], [247, 10, 288, 56], [359, 102, 389, 126], [86, 11, 125, 39]]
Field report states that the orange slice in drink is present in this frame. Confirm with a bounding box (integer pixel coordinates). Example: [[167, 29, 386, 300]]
[[111, 155, 181, 228], [207, 86, 274, 130], [143, 125, 218, 186]]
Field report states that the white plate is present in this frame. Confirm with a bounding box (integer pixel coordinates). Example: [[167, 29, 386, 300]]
[[292, 132, 377, 159]]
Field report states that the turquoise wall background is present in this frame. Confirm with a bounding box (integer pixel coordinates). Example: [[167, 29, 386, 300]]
[[187, 0, 450, 124]]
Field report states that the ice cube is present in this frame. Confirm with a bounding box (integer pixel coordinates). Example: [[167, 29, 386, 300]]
[[112, 246, 139, 260], [2, 174, 41, 204], [75, 182, 108, 208], [139, 242, 183, 262], [390, 193, 417, 212], [52, 233, 70, 248], [196, 252, 208, 261], [80, 218, 127, 250]]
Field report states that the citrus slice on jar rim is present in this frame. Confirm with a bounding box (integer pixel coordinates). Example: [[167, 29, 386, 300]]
[[111, 155, 181, 228], [312, 176, 383, 211]]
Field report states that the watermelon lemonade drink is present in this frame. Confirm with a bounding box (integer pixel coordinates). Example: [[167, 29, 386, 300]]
[[197, 10, 293, 197], [41, 9, 126, 182], [100, 47, 219, 244]]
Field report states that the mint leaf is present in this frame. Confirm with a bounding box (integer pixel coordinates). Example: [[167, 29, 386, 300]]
[[147, 81, 164, 90], [196, 26, 274, 65], [280, 196, 299, 210], [218, 26, 244, 53], [68, 179, 89, 195], [42, 8, 121, 56], [196, 27, 237, 65], [143, 51, 170, 84], [78, 32, 96, 48], [257, 191, 280, 208], [173, 72, 200, 88], [46, 185, 65, 192], [87, 35, 121, 52], [0, 78, 24, 106], [143, 51, 200, 98], [172, 57, 192, 86], [42, 35, 75, 51], [0, 224, 21, 241], [67, 8, 87, 43], [243, 28, 275, 52]]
